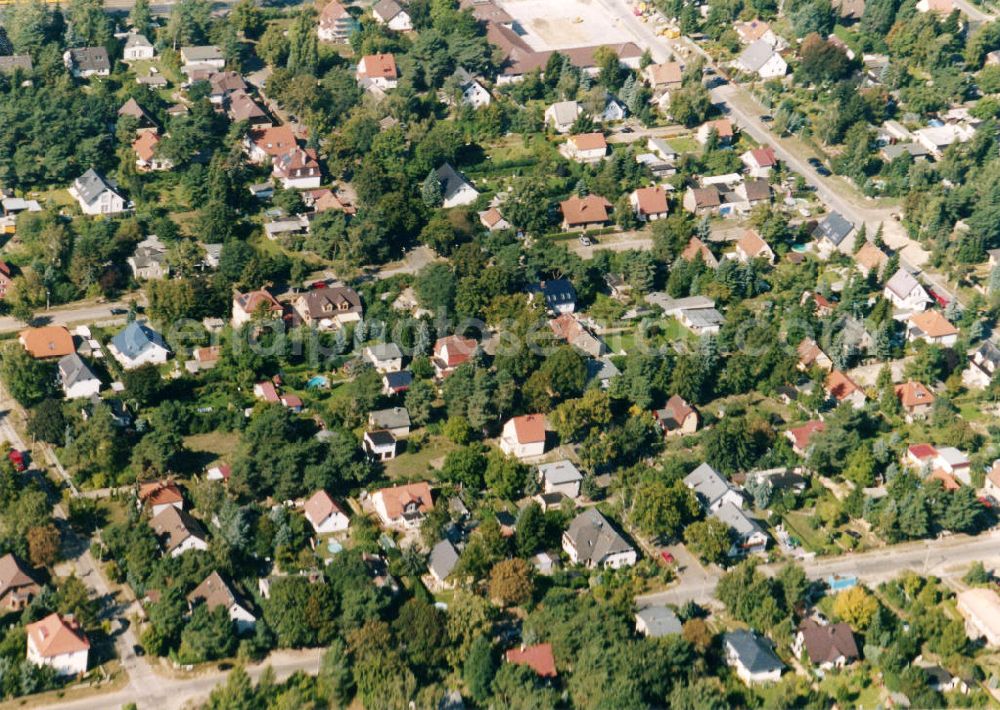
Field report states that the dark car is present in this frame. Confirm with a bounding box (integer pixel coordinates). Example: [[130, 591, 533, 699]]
[[816, 166, 832, 177], [110, 307, 127, 315], [807, 157, 822, 168], [619, 126, 634, 134], [132, 644, 145, 657], [760, 114, 773, 122]]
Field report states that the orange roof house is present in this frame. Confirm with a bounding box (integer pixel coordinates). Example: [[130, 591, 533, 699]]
[[500, 414, 547, 459], [854, 241, 889, 277], [907, 310, 959, 344], [19, 326, 74, 359], [894, 380, 935, 418], [138, 480, 184, 514], [26, 613, 89, 673], [826, 370, 866, 408], [372, 481, 433, 527], [630, 186, 669, 220], [506, 643, 558, 678], [559, 194, 612, 229], [680, 237, 719, 268], [785, 420, 825, 455], [735, 228, 774, 264]]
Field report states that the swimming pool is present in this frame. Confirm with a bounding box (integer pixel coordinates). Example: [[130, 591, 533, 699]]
[[306, 375, 329, 389]]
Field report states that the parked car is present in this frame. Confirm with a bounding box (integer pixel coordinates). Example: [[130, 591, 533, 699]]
[[7, 450, 27, 472], [660, 550, 675, 565], [579, 235, 593, 247]]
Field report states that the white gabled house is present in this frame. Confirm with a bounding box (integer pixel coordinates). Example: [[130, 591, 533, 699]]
[[304, 490, 350, 534], [26, 614, 89, 676], [108, 321, 170, 370]]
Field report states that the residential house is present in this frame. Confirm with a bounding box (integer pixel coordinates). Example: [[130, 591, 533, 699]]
[[914, 123, 975, 159], [648, 137, 679, 163], [208, 71, 247, 105], [263, 214, 309, 241], [356, 53, 399, 89], [812, 212, 855, 254], [907, 310, 959, 346], [273, 147, 321, 189], [562, 508, 636, 569], [206, 464, 231, 482], [734, 19, 780, 46], [630, 186, 669, 221], [957, 588, 1000, 647], [684, 462, 745, 512], [793, 619, 860, 669], [680, 236, 719, 268], [600, 95, 627, 122], [317, 0, 359, 42], [0, 55, 32, 74], [587, 356, 621, 389], [723, 630, 783, 685], [63, 47, 110, 78], [505, 644, 558, 678], [0, 555, 40, 611], [644, 61, 683, 93], [432, 335, 477, 377], [382, 370, 413, 396], [304, 490, 349, 534], [647, 293, 725, 335], [478, 207, 511, 232], [232, 288, 283, 327], [538, 460, 583, 499], [786, 420, 826, 456], [963, 340, 1000, 389], [895, 381, 935, 421], [123, 33, 155, 61], [562, 133, 607, 163], [128, 235, 169, 280], [854, 241, 889, 278], [736, 178, 772, 210], [883, 269, 930, 311], [635, 607, 683, 638], [713, 502, 768, 556], [457, 74, 492, 108], [368, 407, 411, 438], [372, 0, 412, 30], [696, 119, 734, 145], [529, 279, 577, 314], [364, 429, 398, 461], [293, 286, 362, 329], [741, 147, 778, 178], [227, 89, 271, 129], [25, 614, 89, 676], [247, 125, 297, 164], [180, 45, 224, 74], [364, 343, 403, 372], [56, 353, 100, 400], [549, 313, 606, 357], [133, 132, 172, 172], [735, 229, 775, 264], [736, 39, 787, 78], [985, 460, 1000, 499], [69, 169, 127, 215], [560, 194, 612, 230], [150, 506, 209, 557], [118, 98, 158, 133], [654, 395, 699, 436], [20, 326, 74, 359], [826, 370, 866, 409], [544, 100, 582, 133], [833, 0, 866, 21], [428, 539, 459, 588], [187, 572, 256, 633], [138, 480, 184, 517], [109, 321, 170, 369], [500, 414, 546, 459], [683, 185, 721, 215], [436, 163, 480, 207], [372, 482, 433, 528]]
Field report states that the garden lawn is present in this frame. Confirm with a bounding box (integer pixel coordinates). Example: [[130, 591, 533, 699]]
[[383, 435, 458, 481]]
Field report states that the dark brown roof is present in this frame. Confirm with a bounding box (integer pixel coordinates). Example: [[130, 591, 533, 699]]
[[798, 619, 859, 664]]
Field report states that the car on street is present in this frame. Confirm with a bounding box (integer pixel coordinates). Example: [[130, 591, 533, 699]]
[[7, 450, 27, 472], [759, 114, 772, 122]]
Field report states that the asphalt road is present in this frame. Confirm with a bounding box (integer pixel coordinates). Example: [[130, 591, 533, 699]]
[[637, 528, 1000, 607], [0, 299, 139, 335]]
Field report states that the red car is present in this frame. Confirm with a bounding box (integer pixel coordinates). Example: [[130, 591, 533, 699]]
[[660, 551, 676, 565], [7, 450, 27, 472]]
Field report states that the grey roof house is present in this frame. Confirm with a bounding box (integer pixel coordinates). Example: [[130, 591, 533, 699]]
[[428, 540, 459, 587], [724, 630, 784, 685], [562, 508, 636, 569], [528, 279, 577, 314], [109, 321, 170, 370], [635, 606, 683, 637], [683, 463, 745, 512], [813, 212, 855, 249], [368, 406, 411, 437], [63, 47, 110, 78], [58, 353, 101, 400]]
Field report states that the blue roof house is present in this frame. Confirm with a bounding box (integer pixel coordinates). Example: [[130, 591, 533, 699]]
[[109, 321, 171, 370]]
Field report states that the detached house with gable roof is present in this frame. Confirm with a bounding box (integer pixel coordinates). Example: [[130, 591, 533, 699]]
[[562, 133, 608, 163], [26, 614, 89, 676], [69, 169, 127, 215], [58, 354, 101, 399], [356, 53, 399, 89], [883, 269, 931, 311], [372, 482, 433, 529], [372, 0, 412, 31], [793, 619, 859, 669], [724, 630, 783, 685], [963, 340, 1000, 389], [123, 33, 155, 61], [436, 163, 480, 208], [560, 194, 612, 230], [630, 186, 669, 221], [108, 321, 170, 370], [138, 479, 184, 517], [187, 571, 256, 633], [232, 288, 284, 327], [735, 39, 787, 79], [304, 490, 349, 534], [741, 147, 778, 178], [544, 100, 583, 133], [317, 0, 358, 42], [63, 47, 110, 78], [150, 506, 208, 557], [293, 286, 363, 329], [0, 555, 40, 611], [538, 460, 583, 499], [654, 395, 699, 436], [20, 326, 74, 360], [500, 414, 546, 459], [433, 335, 477, 378], [273, 147, 321, 189], [562, 508, 636, 569], [907, 310, 959, 346], [684, 463, 745, 512]]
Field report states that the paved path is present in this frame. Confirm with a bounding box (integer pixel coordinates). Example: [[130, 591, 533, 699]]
[[0, 299, 138, 335]]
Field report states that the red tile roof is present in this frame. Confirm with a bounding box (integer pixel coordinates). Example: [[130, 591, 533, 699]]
[[506, 643, 557, 678], [133, 131, 161, 162], [633, 186, 669, 215], [138, 480, 183, 508], [20, 326, 74, 359], [568, 132, 607, 152], [252, 125, 297, 157], [895, 381, 935, 410], [909, 310, 958, 339], [786, 420, 825, 451], [826, 370, 861, 401], [304, 490, 343, 526], [358, 53, 398, 79], [26, 614, 89, 657], [510, 414, 545, 444], [560, 194, 612, 226], [376, 482, 433, 519]]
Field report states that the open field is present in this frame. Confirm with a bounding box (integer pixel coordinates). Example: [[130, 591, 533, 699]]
[[497, 0, 634, 50]]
